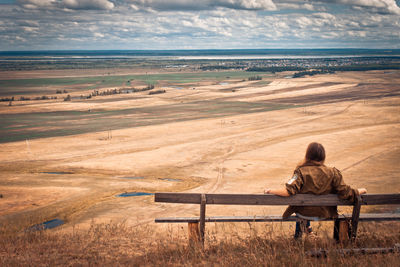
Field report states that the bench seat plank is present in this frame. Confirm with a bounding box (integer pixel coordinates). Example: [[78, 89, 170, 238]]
[[155, 213, 400, 223], [156, 215, 297, 223], [356, 213, 400, 221]]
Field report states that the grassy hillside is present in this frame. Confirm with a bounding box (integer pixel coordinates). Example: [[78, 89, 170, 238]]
[[1, 221, 399, 266]]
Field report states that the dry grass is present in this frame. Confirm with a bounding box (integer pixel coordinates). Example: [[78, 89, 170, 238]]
[[0, 221, 399, 266]]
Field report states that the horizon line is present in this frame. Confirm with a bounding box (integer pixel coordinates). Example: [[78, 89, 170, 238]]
[[1, 48, 400, 52]]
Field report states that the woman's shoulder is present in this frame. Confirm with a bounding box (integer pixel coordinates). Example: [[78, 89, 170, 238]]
[[317, 164, 342, 174], [318, 165, 342, 179], [296, 160, 324, 170], [297, 163, 341, 175], [331, 166, 342, 176]]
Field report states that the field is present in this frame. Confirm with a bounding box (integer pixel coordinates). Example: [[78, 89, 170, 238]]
[[0, 71, 269, 95], [0, 67, 399, 265]]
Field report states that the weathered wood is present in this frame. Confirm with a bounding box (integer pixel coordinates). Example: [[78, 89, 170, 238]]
[[207, 194, 354, 206], [333, 220, 350, 243], [155, 193, 354, 206], [157, 215, 296, 223], [155, 213, 400, 223], [350, 195, 362, 239], [188, 222, 200, 244], [199, 194, 206, 245], [355, 213, 400, 221], [307, 244, 400, 257], [155, 193, 400, 206], [155, 193, 201, 204], [155, 192, 400, 245], [156, 215, 295, 223], [361, 194, 400, 205]]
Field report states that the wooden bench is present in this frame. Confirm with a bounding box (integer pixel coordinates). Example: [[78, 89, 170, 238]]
[[155, 193, 400, 245]]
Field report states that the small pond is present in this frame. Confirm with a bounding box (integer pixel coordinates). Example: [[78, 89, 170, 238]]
[[120, 176, 145, 180], [29, 219, 64, 231], [158, 178, 182, 182], [117, 192, 154, 197]]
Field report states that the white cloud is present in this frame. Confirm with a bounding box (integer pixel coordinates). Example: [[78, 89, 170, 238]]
[[279, 0, 399, 14], [63, 0, 114, 10], [130, 4, 139, 11], [274, 21, 289, 29], [17, 0, 115, 10], [2, 0, 400, 50], [295, 16, 313, 28], [17, 0, 56, 9], [347, 30, 367, 37], [15, 36, 27, 42], [22, 26, 38, 32], [276, 3, 316, 11], [313, 12, 336, 20], [320, 32, 340, 39], [319, 0, 400, 15], [94, 32, 105, 37], [222, 0, 276, 10], [18, 20, 40, 27], [128, 0, 276, 11]]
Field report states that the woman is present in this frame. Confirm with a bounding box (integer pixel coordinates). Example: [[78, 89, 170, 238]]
[[264, 142, 367, 238]]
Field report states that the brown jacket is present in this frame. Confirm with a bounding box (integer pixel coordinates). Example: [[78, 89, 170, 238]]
[[283, 161, 359, 218]]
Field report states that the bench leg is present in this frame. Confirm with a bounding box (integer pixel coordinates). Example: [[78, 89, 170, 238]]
[[334, 219, 350, 243], [188, 194, 207, 247], [350, 195, 362, 240], [199, 194, 206, 246], [188, 222, 200, 245]]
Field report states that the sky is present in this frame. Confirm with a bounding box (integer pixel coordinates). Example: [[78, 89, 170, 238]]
[[0, 0, 399, 50]]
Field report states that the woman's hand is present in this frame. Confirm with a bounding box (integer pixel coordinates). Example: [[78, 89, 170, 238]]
[[264, 188, 290, 197], [358, 188, 367, 194], [264, 188, 272, 194]]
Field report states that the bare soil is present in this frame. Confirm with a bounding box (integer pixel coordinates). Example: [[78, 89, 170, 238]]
[[0, 70, 399, 235]]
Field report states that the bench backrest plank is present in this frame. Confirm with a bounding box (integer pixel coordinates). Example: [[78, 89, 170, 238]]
[[361, 194, 400, 205], [155, 193, 400, 206]]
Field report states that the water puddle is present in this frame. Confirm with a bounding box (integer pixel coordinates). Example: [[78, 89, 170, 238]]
[[29, 219, 64, 231], [117, 192, 154, 197], [171, 86, 184, 90], [158, 178, 182, 182], [219, 82, 229, 85], [120, 176, 145, 180], [41, 172, 73, 175]]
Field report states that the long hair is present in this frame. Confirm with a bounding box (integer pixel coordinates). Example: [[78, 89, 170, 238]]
[[298, 142, 326, 166]]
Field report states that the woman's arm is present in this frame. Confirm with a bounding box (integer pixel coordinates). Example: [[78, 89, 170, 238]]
[[332, 168, 367, 201], [358, 188, 367, 194], [264, 187, 290, 197], [265, 187, 366, 196], [265, 170, 302, 197]]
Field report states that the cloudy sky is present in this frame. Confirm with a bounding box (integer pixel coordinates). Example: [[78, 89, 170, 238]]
[[0, 0, 399, 50]]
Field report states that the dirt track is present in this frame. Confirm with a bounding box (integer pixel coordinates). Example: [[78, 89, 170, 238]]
[[0, 70, 399, 231]]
